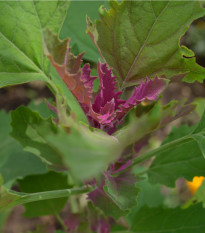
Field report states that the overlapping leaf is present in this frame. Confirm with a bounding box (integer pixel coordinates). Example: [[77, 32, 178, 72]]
[[87, 1, 205, 87], [148, 111, 205, 187], [10, 106, 121, 180]]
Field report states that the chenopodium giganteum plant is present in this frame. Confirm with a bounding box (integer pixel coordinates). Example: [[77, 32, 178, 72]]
[[1, 1, 205, 232]]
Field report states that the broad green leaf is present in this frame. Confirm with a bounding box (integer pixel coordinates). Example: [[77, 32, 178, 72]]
[[0, 1, 70, 87], [131, 204, 205, 233], [87, 1, 205, 88], [18, 171, 70, 217], [60, 1, 109, 62], [10, 106, 64, 168], [44, 125, 121, 180], [0, 110, 47, 187], [11, 106, 121, 180], [148, 122, 205, 187]]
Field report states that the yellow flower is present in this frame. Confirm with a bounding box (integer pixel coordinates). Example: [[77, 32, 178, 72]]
[[186, 176, 204, 195]]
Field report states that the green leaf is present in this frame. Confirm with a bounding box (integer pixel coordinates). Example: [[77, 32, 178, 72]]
[[45, 125, 121, 180], [127, 174, 164, 226], [10, 106, 64, 168], [11, 106, 121, 180], [87, 1, 205, 88], [60, 1, 108, 62], [131, 204, 205, 233], [148, 123, 205, 187], [0, 110, 47, 187], [18, 171, 70, 217], [0, 1, 70, 87]]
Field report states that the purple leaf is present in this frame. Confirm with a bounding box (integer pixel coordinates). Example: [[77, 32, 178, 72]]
[[116, 77, 167, 122]]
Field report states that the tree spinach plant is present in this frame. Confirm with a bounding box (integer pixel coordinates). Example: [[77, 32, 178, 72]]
[[1, 1, 205, 232]]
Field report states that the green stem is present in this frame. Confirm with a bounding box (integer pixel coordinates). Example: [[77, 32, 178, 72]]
[[131, 135, 192, 167], [4, 186, 92, 211], [56, 213, 67, 232], [116, 135, 193, 175]]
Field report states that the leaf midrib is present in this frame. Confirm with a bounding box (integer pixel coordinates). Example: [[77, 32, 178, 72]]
[[121, 1, 170, 88]]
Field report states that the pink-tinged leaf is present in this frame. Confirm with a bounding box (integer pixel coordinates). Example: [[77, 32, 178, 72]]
[[92, 62, 125, 113], [116, 77, 167, 121], [90, 99, 116, 126], [44, 30, 96, 108]]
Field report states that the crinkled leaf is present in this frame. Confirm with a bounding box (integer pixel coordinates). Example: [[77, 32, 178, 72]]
[[44, 31, 96, 114], [87, 1, 205, 87], [0, 1, 70, 87], [116, 77, 167, 122], [18, 171, 70, 217], [131, 204, 205, 232]]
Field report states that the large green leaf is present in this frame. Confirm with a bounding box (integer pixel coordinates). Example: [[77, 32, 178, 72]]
[[87, 1, 205, 88], [10, 106, 121, 180], [60, 1, 108, 62], [131, 204, 205, 233], [148, 119, 205, 187], [44, 124, 121, 180], [0, 1, 70, 87], [18, 171, 70, 217]]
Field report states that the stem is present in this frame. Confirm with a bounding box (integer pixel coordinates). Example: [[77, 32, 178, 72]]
[[131, 136, 192, 167], [116, 135, 193, 175], [56, 213, 67, 232], [3, 186, 92, 212]]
